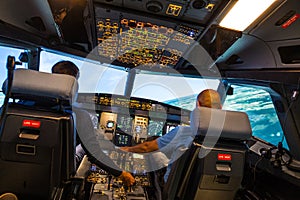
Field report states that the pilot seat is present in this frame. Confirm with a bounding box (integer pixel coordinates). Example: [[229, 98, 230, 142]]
[[0, 69, 78, 200], [163, 107, 252, 200]]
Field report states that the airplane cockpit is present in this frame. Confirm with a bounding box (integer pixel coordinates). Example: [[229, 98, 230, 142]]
[[0, 0, 300, 200]]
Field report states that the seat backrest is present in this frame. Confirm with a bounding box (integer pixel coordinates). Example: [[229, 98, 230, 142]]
[[2, 68, 78, 106], [0, 69, 78, 199], [163, 107, 252, 200], [191, 106, 252, 141]]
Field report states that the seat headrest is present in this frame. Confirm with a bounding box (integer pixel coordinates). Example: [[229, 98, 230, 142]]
[[190, 107, 252, 140], [2, 69, 78, 105]]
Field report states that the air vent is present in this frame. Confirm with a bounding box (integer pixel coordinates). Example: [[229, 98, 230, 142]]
[[192, 0, 207, 9], [146, 1, 163, 13]]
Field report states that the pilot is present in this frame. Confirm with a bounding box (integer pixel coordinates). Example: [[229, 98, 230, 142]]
[[51, 61, 135, 186], [120, 89, 222, 182]]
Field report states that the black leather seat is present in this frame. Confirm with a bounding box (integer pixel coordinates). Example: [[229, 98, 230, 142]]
[[0, 69, 78, 200], [163, 107, 252, 200]]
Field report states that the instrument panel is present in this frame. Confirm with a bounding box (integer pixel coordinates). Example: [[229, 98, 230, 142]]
[[77, 93, 190, 146], [76, 94, 190, 199], [85, 158, 151, 200]]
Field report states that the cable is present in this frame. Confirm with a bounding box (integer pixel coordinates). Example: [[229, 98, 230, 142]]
[[0, 56, 19, 126], [280, 77, 300, 144], [252, 157, 263, 190], [280, 102, 293, 143]]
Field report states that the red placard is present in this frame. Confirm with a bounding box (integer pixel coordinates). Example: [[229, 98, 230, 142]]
[[218, 153, 232, 161], [282, 14, 300, 29], [22, 119, 41, 128]]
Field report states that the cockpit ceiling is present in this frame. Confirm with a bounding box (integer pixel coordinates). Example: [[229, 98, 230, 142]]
[[3, 0, 298, 80]]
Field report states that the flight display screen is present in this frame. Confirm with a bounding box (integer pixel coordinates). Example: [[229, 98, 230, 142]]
[[148, 120, 164, 137], [114, 131, 132, 147], [95, 6, 200, 68], [116, 114, 133, 133]]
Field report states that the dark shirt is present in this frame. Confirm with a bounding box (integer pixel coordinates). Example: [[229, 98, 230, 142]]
[[73, 107, 122, 177]]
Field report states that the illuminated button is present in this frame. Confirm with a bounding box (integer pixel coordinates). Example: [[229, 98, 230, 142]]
[[166, 4, 182, 16]]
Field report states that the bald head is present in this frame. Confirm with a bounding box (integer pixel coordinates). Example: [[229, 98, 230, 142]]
[[197, 89, 222, 109]]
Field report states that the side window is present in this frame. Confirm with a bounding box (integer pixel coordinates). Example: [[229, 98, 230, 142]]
[[223, 85, 288, 149], [0, 46, 28, 106]]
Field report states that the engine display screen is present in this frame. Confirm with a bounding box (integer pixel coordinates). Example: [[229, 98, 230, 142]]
[[114, 131, 132, 147], [117, 114, 133, 133]]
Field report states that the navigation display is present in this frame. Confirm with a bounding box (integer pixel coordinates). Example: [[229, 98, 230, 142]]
[[148, 120, 164, 137]]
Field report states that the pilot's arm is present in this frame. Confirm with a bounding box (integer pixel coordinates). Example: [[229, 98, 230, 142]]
[[73, 107, 135, 186], [120, 139, 159, 153], [120, 126, 180, 153]]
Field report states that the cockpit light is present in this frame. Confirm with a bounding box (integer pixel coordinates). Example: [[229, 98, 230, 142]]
[[219, 0, 276, 31]]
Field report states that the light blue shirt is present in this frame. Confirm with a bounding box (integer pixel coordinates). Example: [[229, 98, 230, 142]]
[[157, 126, 193, 154], [157, 126, 195, 182], [156, 108, 201, 182]]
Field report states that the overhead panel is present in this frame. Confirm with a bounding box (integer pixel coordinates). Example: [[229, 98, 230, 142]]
[[93, 0, 226, 25], [92, 0, 230, 69], [94, 4, 203, 69], [183, 0, 221, 24]]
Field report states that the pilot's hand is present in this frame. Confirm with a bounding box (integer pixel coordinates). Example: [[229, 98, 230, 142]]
[[119, 171, 135, 186]]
